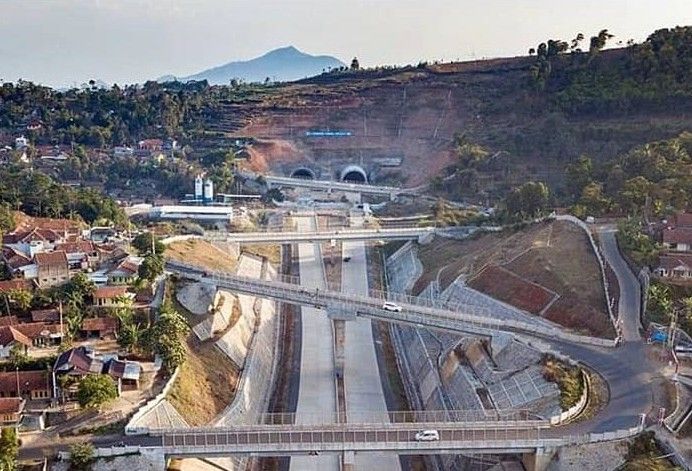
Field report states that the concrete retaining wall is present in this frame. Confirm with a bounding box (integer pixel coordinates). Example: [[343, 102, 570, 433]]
[[125, 368, 181, 435], [549, 369, 589, 425], [214, 257, 280, 427]]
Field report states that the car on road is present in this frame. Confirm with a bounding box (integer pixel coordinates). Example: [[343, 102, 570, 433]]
[[382, 301, 402, 312], [415, 430, 440, 441], [343, 256, 351, 262]]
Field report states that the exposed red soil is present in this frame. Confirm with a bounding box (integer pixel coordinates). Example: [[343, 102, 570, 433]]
[[467, 265, 555, 314]]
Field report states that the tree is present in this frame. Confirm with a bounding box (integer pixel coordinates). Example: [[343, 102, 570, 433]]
[[350, 57, 360, 70], [505, 182, 550, 219], [132, 232, 165, 256], [0, 427, 18, 471], [143, 303, 188, 372], [117, 321, 141, 353], [8, 343, 28, 369], [565, 155, 593, 199], [76, 374, 118, 409], [5, 289, 32, 312], [589, 29, 614, 56], [0, 203, 15, 234], [138, 253, 164, 282], [68, 442, 95, 471]]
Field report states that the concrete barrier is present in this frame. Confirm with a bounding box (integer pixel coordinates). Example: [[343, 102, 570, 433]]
[[549, 370, 589, 425], [125, 367, 181, 435]]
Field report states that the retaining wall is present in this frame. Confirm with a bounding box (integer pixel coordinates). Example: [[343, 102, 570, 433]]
[[125, 368, 181, 435]]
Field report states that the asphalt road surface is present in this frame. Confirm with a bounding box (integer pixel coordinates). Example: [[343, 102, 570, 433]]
[[291, 215, 339, 470], [342, 218, 402, 469]]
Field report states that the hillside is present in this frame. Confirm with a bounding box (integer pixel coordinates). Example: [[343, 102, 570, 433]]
[[178, 46, 345, 84], [198, 27, 691, 198]]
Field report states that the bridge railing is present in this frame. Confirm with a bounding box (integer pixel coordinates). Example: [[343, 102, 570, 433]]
[[168, 261, 616, 347]]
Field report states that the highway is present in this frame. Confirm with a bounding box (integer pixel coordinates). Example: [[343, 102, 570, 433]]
[[203, 226, 433, 243], [291, 215, 339, 470], [341, 218, 402, 469]]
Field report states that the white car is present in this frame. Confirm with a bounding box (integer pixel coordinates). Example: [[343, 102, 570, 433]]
[[382, 302, 402, 312], [415, 430, 440, 441]]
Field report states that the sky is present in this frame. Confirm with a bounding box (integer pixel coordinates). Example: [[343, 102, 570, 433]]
[[0, 0, 690, 88]]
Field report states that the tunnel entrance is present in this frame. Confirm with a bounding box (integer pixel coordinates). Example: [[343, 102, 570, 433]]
[[291, 168, 316, 180], [340, 165, 368, 183]]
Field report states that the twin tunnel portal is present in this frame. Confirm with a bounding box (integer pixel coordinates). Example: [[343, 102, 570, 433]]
[[290, 164, 369, 184]]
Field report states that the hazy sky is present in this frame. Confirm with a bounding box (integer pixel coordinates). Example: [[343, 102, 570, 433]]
[[0, 0, 690, 88]]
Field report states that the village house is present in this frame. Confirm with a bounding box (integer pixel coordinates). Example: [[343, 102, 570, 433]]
[[0, 370, 52, 400], [30, 308, 60, 323], [55, 240, 99, 270], [655, 254, 692, 281], [0, 323, 63, 357], [0, 326, 32, 359], [106, 255, 142, 285], [53, 347, 142, 398], [34, 251, 70, 287], [138, 139, 163, 152], [1, 247, 35, 278], [662, 212, 692, 252], [80, 317, 118, 339], [93, 286, 132, 307], [0, 397, 25, 427]]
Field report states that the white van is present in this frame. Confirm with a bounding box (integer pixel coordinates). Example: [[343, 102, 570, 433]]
[[415, 430, 440, 441], [382, 301, 403, 312]]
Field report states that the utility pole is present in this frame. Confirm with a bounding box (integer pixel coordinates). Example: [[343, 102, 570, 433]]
[[667, 307, 679, 349]]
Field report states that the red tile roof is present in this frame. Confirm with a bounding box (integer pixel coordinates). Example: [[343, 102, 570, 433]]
[[663, 227, 692, 245], [3, 227, 62, 245], [0, 316, 19, 327], [0, 280, 34, 293], [0, 370, 51, 395], [0, 397, 24, 415], [81, 317, 118, 332], [30, 309, 60, 323], [657, 254, 692, 272], [2, 247, 32, 269], [55, 241, 96, 255], [0, 326, 33, 347], [34, 251, 68, 268], [93, 286, 129, 299], [675, 213, 692, 227]]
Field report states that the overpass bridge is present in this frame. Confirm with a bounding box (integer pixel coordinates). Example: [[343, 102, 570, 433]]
[[151, 410, 643, 459], [262, 174, 406, 199], [167, 261, 615, 348], [203, 227, 434, 244]]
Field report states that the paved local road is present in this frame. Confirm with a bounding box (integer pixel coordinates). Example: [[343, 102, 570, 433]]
[[291, 215, 339, 471], [342, 218, 402, 470], [598, 226, 642, 341]]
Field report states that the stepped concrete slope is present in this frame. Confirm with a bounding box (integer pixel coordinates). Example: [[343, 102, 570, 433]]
[[342, 222, 401, 470], [290, 215, 339, 470]]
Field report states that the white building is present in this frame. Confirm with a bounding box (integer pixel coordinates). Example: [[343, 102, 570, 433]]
[[150, 205, 233, 222], [113, 146, 134, 158], [15, 136, 29, 150]]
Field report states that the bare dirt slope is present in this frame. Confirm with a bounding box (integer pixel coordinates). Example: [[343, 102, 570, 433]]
[[414, 220, 613, 337]]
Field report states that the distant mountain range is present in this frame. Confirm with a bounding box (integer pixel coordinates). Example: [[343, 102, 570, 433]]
[[161, 46, 345, 85]]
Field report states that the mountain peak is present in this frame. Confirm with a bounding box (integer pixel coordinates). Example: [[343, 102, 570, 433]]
[[178, 47, 345, 85]]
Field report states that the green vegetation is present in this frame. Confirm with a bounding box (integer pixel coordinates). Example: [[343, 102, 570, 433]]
[[68, 442, 95, 471], [529, 27, 691, 115], [542, 356, 584, 410], [144, 302, 188, 372], [567, 132, 692, 217], [623, 431, 679, 471], [0, 165, 126, 225], [645, 282, 692, 336], [503, 181, 550, 220], [132, 232, 166, 256], [77, 374, 118, 409], [0, 427, 18, 471], [615, 218, 659, 267], [138, 253, 165, 282]]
